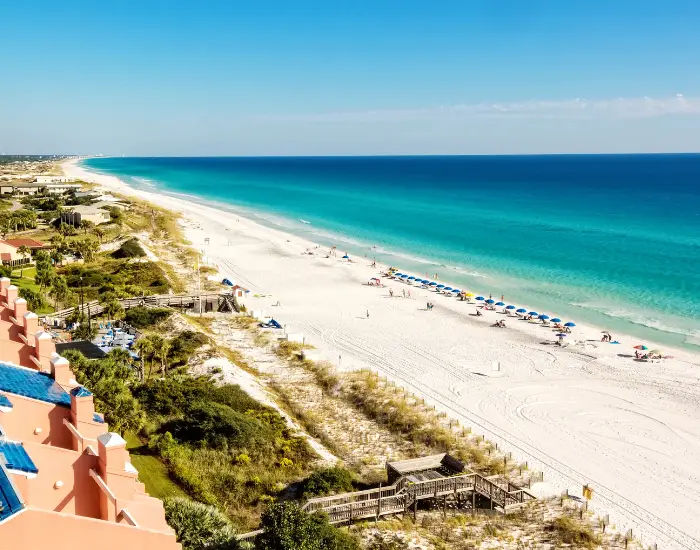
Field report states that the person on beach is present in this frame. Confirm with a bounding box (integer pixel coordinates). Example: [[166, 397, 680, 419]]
[[402, 288, 405, 298], [389, 289, 394, 297], [366, 309, 370, 319], [476, 309, 482, 316]]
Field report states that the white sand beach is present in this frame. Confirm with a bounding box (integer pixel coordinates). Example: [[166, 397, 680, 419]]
[[65, 159, 700, 549]]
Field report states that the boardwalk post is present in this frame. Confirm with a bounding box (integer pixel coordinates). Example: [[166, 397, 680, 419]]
[[443, 495, 447, 519], [376, 483, 382, 521], [472, 487, 476, 515]]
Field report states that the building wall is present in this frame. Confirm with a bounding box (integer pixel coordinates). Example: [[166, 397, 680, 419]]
[[13, 442, 101, 518], [0, 242, 20, 262], [0, 393, 73, 448], [0, 507, 180, 550]]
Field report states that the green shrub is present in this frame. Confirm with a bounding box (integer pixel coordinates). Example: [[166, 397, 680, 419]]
[[256, 502, 359, 550], [299, 467, 354, 499], [125, 306, 173, 328], [162, 401, 273, 450], [164, 497, 240, 550], [113, 237, 146, 259]]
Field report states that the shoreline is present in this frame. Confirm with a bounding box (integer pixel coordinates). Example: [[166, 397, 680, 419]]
[[64, 157, 700, 548], [70, 157, 698, 359]]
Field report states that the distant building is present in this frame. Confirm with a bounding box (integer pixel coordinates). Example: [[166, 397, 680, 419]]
[[34, 175, 72, 184], [0, 181, 82, 196], [0, 239, 45, 266], [60, 205, 111, 226]]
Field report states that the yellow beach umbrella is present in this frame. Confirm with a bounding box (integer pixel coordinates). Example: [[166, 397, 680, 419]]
[[465, 292, 474, 297]]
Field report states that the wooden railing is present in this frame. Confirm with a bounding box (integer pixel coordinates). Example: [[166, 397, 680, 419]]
[[40, 292, 237, 321], [302, 471, 535, 524]]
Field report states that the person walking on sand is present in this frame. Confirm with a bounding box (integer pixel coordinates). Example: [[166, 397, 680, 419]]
[[389, 289, 394, 297], [366, 309, 370, 319]]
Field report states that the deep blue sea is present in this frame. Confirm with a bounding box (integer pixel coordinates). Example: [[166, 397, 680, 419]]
[[83, 155, 700, 351]]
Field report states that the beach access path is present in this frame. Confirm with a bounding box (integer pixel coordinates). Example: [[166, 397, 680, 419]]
[[64, 159, 700, 550]]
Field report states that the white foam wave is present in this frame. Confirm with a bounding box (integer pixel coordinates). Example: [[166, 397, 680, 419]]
[[570, 301, 700, 341]]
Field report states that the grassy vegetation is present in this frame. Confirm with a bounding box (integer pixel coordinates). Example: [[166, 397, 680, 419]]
[[125, 432, 186, 499], [546, 514, 601, 548], [10, 266, 55, 313], [274, 341, 500, 474]]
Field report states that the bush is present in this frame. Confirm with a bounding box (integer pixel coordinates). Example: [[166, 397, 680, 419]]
[[299, 467, 354, 499], [162, 401, 273, 450], [113, 237, 146, 259], [256, 502, 359, 550], [164, 497, 240, 550], [125, 306, 172, 328], [19, 287, 45, 311]]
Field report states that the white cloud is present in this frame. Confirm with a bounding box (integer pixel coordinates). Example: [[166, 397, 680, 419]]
[[258, 94, 700, 123]]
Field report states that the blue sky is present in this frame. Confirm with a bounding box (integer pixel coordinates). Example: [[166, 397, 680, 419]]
[[2, 1, 699, 155]]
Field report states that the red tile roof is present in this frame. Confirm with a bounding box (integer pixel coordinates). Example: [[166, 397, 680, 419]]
[[2, 238, 45, 248]]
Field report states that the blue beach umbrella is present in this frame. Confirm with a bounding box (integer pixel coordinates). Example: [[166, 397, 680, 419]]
[[422, 279, 430, 284], [436, 284, 445, 288], [539, 314, 550, 320], [516, 308, 527, 313], [444, 287, 453, 291], [395, 273, 403, 277], [506, 305, 515, 310], [551, 317, 561, 323], [429, 282, 438, 286], [495, 301, 505, 306], [556, 333, 567, 337], [486, 299, 495, 304], [564, 322, 576, 327], [528, 311, 538, 316], [452, 289, 461, 293], [476, 296, 484, 301], [407, 276, 415, 280], [400, 274, 408, 278]]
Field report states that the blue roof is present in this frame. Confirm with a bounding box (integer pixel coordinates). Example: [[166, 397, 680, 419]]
[[93, 412, 105, 423], [0, 465, 24, 521], [0, 394, 12, 409], [71, 386, 92, 397], [0, 362, 70, 407], [0, 441, 38, 474]]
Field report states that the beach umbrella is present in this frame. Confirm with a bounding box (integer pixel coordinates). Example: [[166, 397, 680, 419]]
[[516, 308, 527, 313], [551, 318, 561, 323], [556, 333, 567, 337], [505, 305, 515, 310], [633, 345, 648, 350], [421, 279, 430, 284], [495, 301, 505, 306], [528, 311, 538, 316], [395, 273, 403, 277], [486, 299, 495, 304], [476, 296, 484, 301], [400, 274, 408, 278], [429, 282, 438, 286], [539, 314, 550, 320], [436, 284, 445, 288], [465, 293, 474, 297], [564, 322, 576, 327], [444, 287, 453, 291], [407, 276, 415, 280], [452, 289, 461, 293]]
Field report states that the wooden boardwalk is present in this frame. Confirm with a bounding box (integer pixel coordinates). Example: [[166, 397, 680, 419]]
[[301, 471, 535, 524], [41, 292, 239, 322]]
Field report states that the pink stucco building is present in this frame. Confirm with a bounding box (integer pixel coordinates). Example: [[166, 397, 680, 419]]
[[0, 277, 180, 549]]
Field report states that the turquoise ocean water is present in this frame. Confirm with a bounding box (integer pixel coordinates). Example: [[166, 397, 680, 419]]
[[83, 155, 700, 352]]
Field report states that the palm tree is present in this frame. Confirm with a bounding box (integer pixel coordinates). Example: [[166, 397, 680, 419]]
[[155, 338, 171, 378], [49, 276, 70, 310], [134, 336, 156, 381], [16, 245, 31, 277], [80, 219, 94, 234]]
